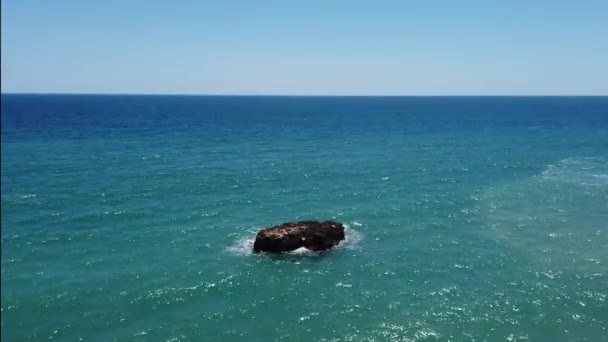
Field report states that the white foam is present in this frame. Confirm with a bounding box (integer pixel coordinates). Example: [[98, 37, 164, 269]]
[[335, 282, 353, 288], [290, 247, 317, 256], [226, 236, 256, 256], [541, 157, 608, 186], [340, 226, 363, 250]]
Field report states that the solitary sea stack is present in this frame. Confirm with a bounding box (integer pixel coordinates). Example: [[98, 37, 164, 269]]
[[253, 221, 345, 253]]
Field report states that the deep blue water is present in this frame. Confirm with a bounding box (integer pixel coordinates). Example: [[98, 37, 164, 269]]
[[2, 95, 608, 341]]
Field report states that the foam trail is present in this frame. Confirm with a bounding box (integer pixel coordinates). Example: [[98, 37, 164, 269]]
[[540, 157, 608, 186]]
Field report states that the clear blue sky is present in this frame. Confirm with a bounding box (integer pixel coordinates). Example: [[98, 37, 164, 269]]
[[1, 0, 607, 95]]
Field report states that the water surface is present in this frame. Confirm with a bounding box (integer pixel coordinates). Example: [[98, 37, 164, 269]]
[[2, 95, 607, 341]]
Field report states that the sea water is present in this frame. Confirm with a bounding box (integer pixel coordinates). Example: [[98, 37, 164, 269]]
[[2, 95, 607, 341]]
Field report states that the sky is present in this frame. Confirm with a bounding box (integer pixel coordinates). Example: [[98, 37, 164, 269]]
[[1, 0, 607, 95]]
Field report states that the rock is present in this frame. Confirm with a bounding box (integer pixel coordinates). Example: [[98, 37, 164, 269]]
[[253, 221, 345, 253]]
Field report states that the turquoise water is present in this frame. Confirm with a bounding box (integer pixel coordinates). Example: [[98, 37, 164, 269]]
[[2, 95, 607, 341]]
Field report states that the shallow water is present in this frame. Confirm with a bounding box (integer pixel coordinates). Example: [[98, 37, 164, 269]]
[[2, 95, 608, 341]]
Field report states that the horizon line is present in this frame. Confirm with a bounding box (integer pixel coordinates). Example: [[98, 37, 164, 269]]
[[2, 92, 607, 97]]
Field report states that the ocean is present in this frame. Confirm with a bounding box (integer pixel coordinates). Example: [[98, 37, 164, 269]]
[[1, 95, 607, 341]]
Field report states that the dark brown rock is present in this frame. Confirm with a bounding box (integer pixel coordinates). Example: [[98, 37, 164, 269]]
[[253, 221, 345, 253]]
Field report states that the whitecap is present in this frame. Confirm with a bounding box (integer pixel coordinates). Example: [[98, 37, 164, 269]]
[[335, 282, 353, 288]]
